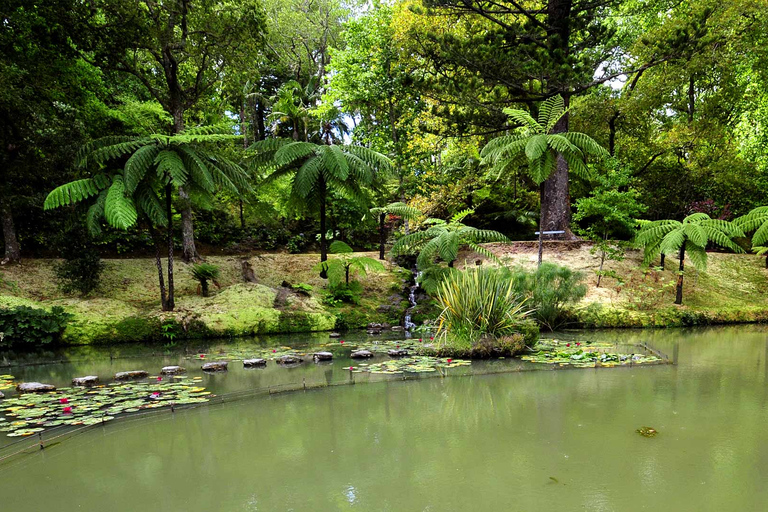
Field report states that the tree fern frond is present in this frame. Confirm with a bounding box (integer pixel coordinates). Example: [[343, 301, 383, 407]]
[[525, 134, 548, 162], [124, 144, 159, 194], [86, 189, 108, 237], [44, 176, 110, 210], [323, 145, 350, 180], [155, 150, 188, 185], [502, 108, 540, 132], [104, 175, 138, 229], [135, 185, 168, 227]]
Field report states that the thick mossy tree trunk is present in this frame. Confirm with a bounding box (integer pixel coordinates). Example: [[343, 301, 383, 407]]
[[674, 245, 685, 305], [540, 98, 576, 240], [379, 213, 386, 260], [164, 184, 176, 311], [171, 108, 200, 263], [0, 199, 21, 264]]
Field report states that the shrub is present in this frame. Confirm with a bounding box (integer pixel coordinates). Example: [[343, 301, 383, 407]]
[[287, 233, 310, 254], [190, 263, 221, 297], [54, 226, 105, 295], [434, 267, 534, 350], [510, 263, 587, 331], [0, 306, 72, 348]]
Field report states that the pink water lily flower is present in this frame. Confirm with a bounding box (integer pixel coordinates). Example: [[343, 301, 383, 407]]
[[447, 359, 453, 363], [199, 354, 205, 359], [157, 376, 162, 382], [59, 398, 69, 404], [566, 343, 571, 347], [63, 406, 72, 414]]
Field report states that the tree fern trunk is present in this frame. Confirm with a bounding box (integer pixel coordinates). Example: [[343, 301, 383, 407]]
[[179, 185, 200, 263], [660, 253, 665, 270], [379, 213, 386, 260], [674, 245, 685, 305], [165, 185, 175, 311], [319, 180, 328, 279], [151, 228, 167, 310]]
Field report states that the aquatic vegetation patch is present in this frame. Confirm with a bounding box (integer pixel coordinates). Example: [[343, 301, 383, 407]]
[[191, 345, 306, 362], [520, 339, 662, 368], [352, 339, 428, 354], [350, 356, 470, 374], [0, 380, 211, 437], [0, 375, 14, 391]]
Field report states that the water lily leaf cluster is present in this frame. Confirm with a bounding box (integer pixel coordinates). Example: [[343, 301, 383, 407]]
[[191, 346, 305, 362], [0, 375, 14, 391], [521, 339, 662, 368], [350, 356, 470, 374], [0, 380, 211, 437], [353, 339, 425, 354]]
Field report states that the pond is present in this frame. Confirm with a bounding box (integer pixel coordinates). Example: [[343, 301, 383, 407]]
[[1, 326, 768, 510]]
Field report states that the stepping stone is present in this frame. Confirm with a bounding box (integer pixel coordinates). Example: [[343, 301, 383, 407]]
[[276, 355, 303, 365], [329, 332, 341, 338], [243, 358, 267, 368], [312, 352, 333, 362], [0, 391, 4, 399], [114, 371, 149, 381], [388, 349, 408, 357], [391, 326, 404, 331], [160, 366, 186, 375], [351, 350, 374, 359], [16, 382, 56, 393], [202, 361, 228, 372], [72, 376, 99, 386]]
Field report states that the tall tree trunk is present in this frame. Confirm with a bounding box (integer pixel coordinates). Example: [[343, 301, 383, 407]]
[[540, 96, 575, 240], [255, 100, 266, 141], [0, 199, 21, 264], [319, 180, 328, 278], [151, 228, 167, 310], [165, 185, 175, 311], [674, 244, 685, 305], [541, 0, 576, 240], [171, 107, 199, 263], [660, 253, 665, 269], [379, 213, 386, 260]]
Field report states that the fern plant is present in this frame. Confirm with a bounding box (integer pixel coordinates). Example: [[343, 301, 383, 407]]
[[369, 202, 422, 259], [44, 127, 251, 311], [735, 206, 768, 267], [249, 138, 392, 267], [480, 94, 608, 243], [391, 209, 508, 270], [313, 241, 385, 303], [190, 263, 221, 297], [635, 213, 744, 305]]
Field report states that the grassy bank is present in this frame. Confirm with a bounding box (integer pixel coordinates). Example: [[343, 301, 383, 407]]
[[0, 253, 409, 345], [470, 241, 768, 328]]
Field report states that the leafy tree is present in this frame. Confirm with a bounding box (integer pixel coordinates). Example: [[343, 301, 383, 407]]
[[573, 164, 647, 286], [87, 0, 267, 262], [635, 213, 744, 305], [44, 128, 251, 311], [392, 209, 508, 270], [369, 202, 422, 260], [249, 138, 392, 265], [481, 95, 608, 240], [735, 207, 768, 268]]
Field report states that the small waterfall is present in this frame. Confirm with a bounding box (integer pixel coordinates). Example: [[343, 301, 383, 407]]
[[403, 271, 421, 332]]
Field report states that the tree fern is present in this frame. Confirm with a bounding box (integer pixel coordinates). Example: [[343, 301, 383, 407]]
[[635, 213, 744, 304], [104, 175, 138, 229]]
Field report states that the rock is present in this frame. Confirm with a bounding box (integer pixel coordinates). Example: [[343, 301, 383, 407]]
[[243, 358, 267, 368], [16, 382, 56, 393], [351, 350, 374, 359], [276, 354, 303, 365], [312, 352, 333, 362], [391, 326, 404, 331], [329, 332, 341, 338], [366, 330, 382, 335], [367, 322, 383, 330], [376, 305, 392, 313], [160, 366, 185, 375], [114, 371, 149, 381], [72, 376, 99, 387], [202, 361, 228, 372], [388, 349, 408, 357], [381, 323, 392, 329], [0, 391, 4, 399], [242, 260, 257, 283]]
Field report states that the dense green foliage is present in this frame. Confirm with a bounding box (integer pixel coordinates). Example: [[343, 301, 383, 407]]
[[434, 267, 533, 350], [191, 263, 221, 297], [510, 264, 588, 331], [314, 241, 385, 304], [0, 306, 72, 348]]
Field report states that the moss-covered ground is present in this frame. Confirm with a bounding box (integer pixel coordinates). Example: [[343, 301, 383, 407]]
[[0, 253, 408, 345]]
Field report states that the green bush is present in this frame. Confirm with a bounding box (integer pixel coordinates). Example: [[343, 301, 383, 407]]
[[434, 267, 534, 350], [0, 306, 73, 348], [53, 226, 105, 295], [510, 263, 587, 331], [287, 233, 310, 254]]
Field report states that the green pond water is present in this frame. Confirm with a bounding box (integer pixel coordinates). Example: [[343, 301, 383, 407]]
[[1, 326, 768, 511]]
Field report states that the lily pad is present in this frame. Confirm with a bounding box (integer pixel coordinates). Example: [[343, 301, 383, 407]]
[[521, 339, 662, 368], [352, 356, 470, 375]]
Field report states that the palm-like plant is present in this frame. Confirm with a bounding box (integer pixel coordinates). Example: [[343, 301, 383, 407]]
[[313, 241, 385, 287], [391, 209, 508, 269], [249, 138, 392, 265], [635, 213, 744, 305], [735, 206, 768, 267], [191, 263, 221, 297], [480, 94, 608, 242], [369, 202, 422, 260], [44, 127, 251, 311]]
